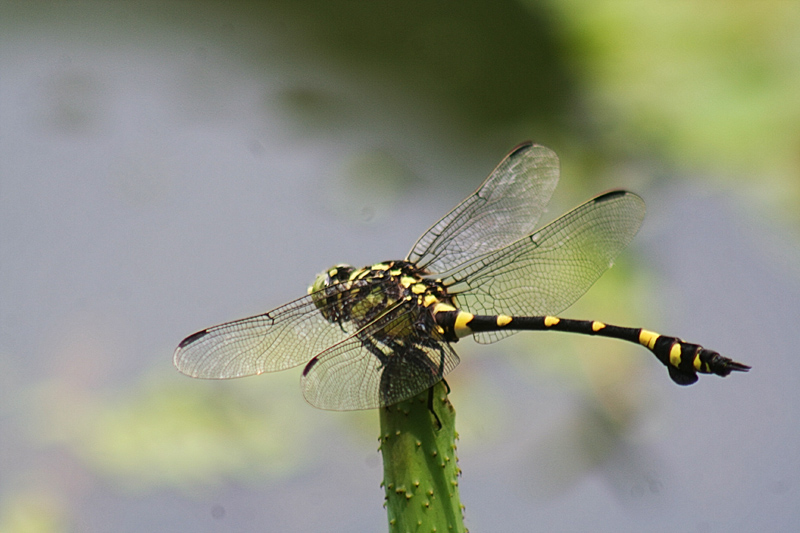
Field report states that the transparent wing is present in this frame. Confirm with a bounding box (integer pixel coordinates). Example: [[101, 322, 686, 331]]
[[407, 142, 560, 274], [173, 285, 369, 378], [301, 301, 460, 410], [443, 190, 646, 343]]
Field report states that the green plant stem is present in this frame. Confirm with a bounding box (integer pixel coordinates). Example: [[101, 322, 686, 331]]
[[379, 381, 465, 532]]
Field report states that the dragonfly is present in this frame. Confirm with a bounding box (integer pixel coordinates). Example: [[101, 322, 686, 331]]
[[174, 142, 749, 410]]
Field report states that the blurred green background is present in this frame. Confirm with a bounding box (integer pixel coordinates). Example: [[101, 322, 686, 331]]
[[2, 1, 798, 532]]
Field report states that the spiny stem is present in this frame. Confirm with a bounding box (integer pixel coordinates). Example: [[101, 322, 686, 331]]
[[379, 381, 466, 532]]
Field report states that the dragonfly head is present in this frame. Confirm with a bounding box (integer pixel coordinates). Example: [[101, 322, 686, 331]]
[[309, 263, 355, 317], [309, 263, 354, 293]]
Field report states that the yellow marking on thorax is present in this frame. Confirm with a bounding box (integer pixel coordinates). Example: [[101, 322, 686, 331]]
[[496, 315, 512, 327], [411, 283, 427, 294], [432, 302, 456, 313], [400, 276, 417, 288], [372, 263, 390, 271], [454, 311, 475, 338], [592, 321, 606, 332], [669, 343, 682, 368], [423, 294, 440, 308], [639, 329, 659, 350], [544, 316, 560, 327]]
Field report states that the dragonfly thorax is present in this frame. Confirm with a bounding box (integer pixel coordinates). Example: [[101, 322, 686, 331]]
[[308, 261, 456, 331]]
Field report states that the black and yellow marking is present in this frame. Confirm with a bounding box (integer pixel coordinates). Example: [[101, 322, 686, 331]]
[[436, 312, 750, 385], [175, 142, 749, 412], [310, 258, 749, 389]]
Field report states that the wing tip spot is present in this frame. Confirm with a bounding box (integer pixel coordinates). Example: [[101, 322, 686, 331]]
[[509, 140, 534, 157], [302, 357, 320, 376], [178, 329, 209, 348], [594, 190, 629, 203]]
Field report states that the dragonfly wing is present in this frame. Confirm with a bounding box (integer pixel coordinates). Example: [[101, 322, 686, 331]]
[[443, 190, 646, 343], [301, 302, 460, 410], [407, 142, 560, 274], [174, 287, 366, 379]]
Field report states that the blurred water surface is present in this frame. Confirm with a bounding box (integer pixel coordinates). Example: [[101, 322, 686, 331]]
[[1, 2, 798, 532]]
